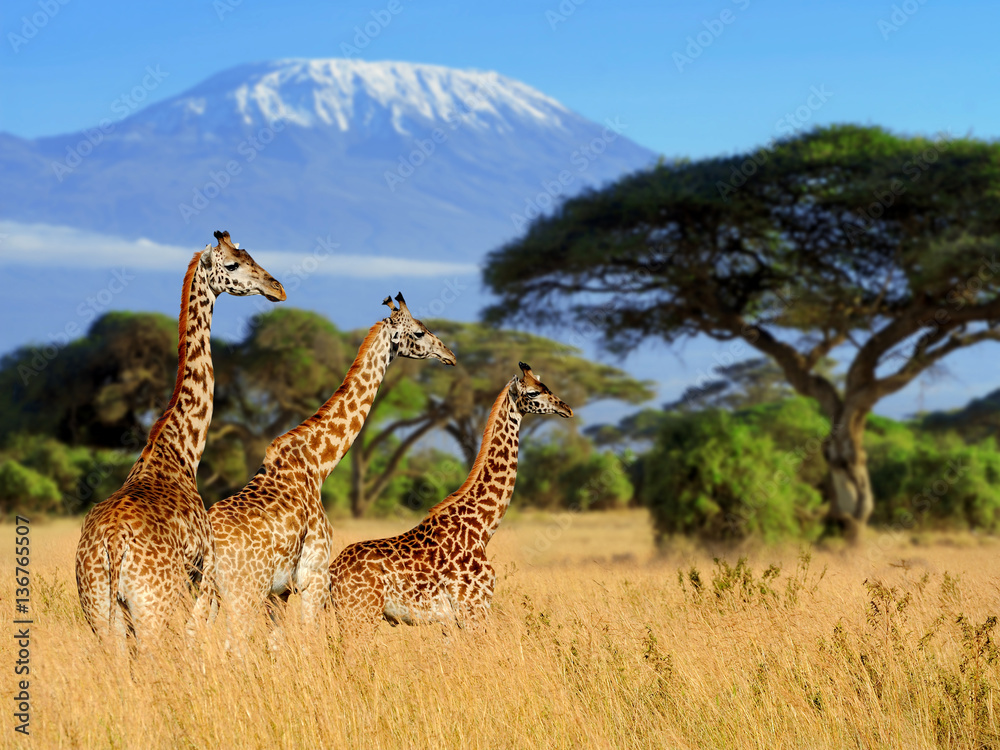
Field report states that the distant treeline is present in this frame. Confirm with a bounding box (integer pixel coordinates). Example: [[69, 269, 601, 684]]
[[2, 310, 998, 538], [0, 309, 649, 519]]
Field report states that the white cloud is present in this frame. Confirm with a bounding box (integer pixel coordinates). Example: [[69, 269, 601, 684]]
[[0, 221, 479, 278]]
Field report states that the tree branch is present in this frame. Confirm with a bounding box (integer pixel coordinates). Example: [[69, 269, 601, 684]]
[[364, 417, 447, 501], [730, 318, 843, 419], [870, 326, 1000, 400]]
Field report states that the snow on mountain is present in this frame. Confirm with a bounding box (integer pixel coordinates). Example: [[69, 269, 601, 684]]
[[1, 59, 655, 257], [0, 58, 656, 353], [136, 59, 574, 138]]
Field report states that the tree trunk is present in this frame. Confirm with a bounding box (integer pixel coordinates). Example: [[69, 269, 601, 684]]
[[822, 411, 874, 541], [349, 446, 370, 518]]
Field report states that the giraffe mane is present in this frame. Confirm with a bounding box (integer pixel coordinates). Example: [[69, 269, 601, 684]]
[[142, 250, 203, 454], [426, 378, 515, 516], [267, 320, 387, 458]]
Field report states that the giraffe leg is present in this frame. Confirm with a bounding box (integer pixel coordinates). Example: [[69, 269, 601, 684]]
[[188, 589, 215, 642], [187, 543, 218, 642], [265, 590, 292, 652], [189, 538, 219, 635], [332, 570, 385, 653], [76, 545, 111, 637], [456, 558, 496, 633], [123, 550, 192, 651], [298, 567, 332, 629], [295, 522, 333, 628], [217, 584, 269, 655]]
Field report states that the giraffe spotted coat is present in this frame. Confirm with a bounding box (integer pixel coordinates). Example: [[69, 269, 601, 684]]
[[329, 362, 572, 638], [74, 231, 285, 647], [197, 294, 456, 639]]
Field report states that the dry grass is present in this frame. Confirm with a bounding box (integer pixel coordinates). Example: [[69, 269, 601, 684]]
[[2, 510, 999, 749]]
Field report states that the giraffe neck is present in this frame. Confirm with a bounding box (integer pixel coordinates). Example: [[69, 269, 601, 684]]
[[428, 382, 522, 543], [135, 252, 217, 483], [268, 321, 395, 483]]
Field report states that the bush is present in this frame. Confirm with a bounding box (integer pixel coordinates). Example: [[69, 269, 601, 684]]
[[641, 402, 826, 543], [866, 418, 1000, 531], [517, 432, 634, 510], [0, 459, 61, 515], [0, 434, 135, 514], [395, 450, 468, 513], [639, 397, 1000, 542]]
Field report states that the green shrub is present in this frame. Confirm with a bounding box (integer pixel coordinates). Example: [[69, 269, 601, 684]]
[[517, 432, 634, 510], [0, 459, 61, 515], [0, 433, 135, 514], [395, 449, 468, 513], [866, 420, 1000, 531], [641, 403, 825, 543]]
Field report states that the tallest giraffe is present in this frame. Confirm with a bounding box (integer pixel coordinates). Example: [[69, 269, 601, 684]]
[[75, 231, 286, 648]]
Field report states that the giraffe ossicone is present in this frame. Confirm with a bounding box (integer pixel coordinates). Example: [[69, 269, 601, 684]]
[[329, 361, 573, 640], [196, 292, 456, 644], [74, 231, 285, 649]]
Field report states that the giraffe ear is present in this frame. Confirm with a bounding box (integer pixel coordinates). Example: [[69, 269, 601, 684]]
[[395, 292, 410, 315], [200, 248, 213, 268]]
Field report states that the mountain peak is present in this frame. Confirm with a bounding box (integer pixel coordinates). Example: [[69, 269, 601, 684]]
[[135, 58, 573, 137]]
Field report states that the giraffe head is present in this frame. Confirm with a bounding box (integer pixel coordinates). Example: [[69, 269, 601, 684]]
[[382, 293, 457, 366], [512, 362, 574, 417], [201, 230, 287, 302]]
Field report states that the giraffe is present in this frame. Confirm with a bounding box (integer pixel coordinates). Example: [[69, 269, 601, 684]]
[[75, 231, 286, 648], [195, 293, 456, 642], [329, 361, 572, 639]]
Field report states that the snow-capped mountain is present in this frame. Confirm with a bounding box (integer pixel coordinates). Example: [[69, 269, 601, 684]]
[[0, 59, 656, 259], [136, 59, 575, 138], [0, 59, 656, 364]]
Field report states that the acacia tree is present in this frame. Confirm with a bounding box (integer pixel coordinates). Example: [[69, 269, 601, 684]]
[[198, 309, 650, 514], [0, 311, 177, 447], [345, 320, 652, 517], [483, 125, 1000, 538]]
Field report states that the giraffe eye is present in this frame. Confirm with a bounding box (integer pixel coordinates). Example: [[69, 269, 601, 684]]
[[413, 331, 425, 339], [526, 390, 540, 398], [224, 262, 239, 272]]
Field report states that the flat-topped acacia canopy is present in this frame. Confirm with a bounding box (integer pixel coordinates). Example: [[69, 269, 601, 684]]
[[483, 124, 1000, 536]]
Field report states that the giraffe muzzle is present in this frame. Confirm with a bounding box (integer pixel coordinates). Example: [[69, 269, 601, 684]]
[[264, 279, 287, 303]]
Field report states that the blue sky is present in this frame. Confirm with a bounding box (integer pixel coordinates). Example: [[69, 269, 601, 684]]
[[2, 0, 999, 420], [2, 0, 997, 158]]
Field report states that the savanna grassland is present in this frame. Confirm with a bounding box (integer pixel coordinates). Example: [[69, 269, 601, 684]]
[[2, 510, 998, 749]]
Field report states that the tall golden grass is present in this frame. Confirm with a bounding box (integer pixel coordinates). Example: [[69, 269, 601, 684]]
[[2, 510, 998, 749]]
